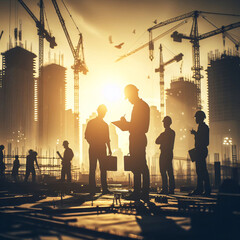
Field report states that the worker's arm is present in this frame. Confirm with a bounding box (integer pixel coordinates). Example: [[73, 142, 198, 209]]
[[107, 142, 112, 156], [106, 126, 112, 155], [155, 134, 163, 144], [35, 158, 40, 171]]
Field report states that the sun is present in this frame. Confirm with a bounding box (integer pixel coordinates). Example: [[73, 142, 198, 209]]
[[102, 83, 122, 103]]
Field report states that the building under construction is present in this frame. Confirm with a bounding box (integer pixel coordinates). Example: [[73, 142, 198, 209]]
[[0, 46, 36, 152], [38, 63, 67, 151], [207, 51, 240, 163], [166, 77, 198, 157]]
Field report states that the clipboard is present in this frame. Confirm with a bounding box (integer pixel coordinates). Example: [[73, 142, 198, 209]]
[[112, 120, 129, 131]]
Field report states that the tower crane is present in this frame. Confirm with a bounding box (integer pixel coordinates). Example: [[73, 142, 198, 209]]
[[148, 10, 240, 109], [51, 0, 88, 151], [155, 44, 183, 116], [0, 31, 3, 41], [17, 0, 57, 76]]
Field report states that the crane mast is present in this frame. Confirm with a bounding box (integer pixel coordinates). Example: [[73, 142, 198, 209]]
[[51, 0, 88, 156], [155, 45, 183, 116], [51, 0, 88, 116]]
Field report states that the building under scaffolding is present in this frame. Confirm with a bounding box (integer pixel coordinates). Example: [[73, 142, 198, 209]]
[[207, 51, 240, 164], [38, 63, 67, 150], [0, 46, 36, 152], [166, 77, 198, 158]]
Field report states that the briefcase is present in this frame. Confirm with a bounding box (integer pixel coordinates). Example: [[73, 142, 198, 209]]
[[124, 154, 134, 171], [188, 148, 197, 162], [105, 155, 117, 171]]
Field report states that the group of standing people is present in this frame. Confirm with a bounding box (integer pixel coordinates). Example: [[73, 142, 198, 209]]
[[0, 84, 211, 199], [84, 84, 211, 201]]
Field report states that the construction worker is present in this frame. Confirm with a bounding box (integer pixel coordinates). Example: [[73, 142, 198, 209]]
[[85, 104, 112, 195], [12, 155, 20, 182], [189, 110, 211, 196], [0, 145, 6, 180], [122, 84, 150, 201], [61, 140, 74, 182], [25, 150, 40, 183], [156, 116, 175, 194]]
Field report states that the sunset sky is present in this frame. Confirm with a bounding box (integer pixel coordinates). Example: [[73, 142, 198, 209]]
[[0, 0, 240, 153]]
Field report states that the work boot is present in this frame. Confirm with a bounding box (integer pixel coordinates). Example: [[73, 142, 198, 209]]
[[141, 193, 150, 202], [125, 192, 140, 201], [159, 189, 168, 195], [188, 189, 203, 196], [202, 191, 211, 197], [168, 189, 175, 194], [102, 189, 111, 195]]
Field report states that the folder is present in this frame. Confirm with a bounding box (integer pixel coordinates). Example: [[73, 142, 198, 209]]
[[112, 120, 129, 131]]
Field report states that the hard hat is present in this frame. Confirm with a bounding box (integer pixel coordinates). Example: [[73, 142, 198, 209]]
[[124, 84, 139, 98], [28, 149, 33, 154], [194, 110, 206, 119], [162, 116, 172, 124], [63, 140, 69, 145], [97, 104, 107, 113]]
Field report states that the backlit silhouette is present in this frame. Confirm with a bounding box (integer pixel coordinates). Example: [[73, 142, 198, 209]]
[[156, 116, 175, 194], [85, 104, 112, 195], [122, 84, 150, 201], [189, 110, 211, 196]]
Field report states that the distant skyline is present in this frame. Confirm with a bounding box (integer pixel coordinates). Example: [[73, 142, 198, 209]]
[[0, 0, 240, 153]]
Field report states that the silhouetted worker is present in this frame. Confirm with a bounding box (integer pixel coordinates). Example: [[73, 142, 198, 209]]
[[61, 140, 74, 182], [156, 116, 175, 194], [25, 150, 40, 183], [12, 155, 20, 182], [85, 104, 112, 195], [0, 145, 6, 179], [122, 84, 150, 201], [189, 110, 211, 196]]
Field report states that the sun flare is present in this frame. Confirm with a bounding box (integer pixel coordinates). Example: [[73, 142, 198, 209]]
[[102, 83, 122, 104]]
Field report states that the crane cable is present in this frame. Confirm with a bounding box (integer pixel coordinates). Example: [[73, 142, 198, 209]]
[[43, 2, 51, 34], [201, 14, 240, 42], [61, 0, 81, 34]]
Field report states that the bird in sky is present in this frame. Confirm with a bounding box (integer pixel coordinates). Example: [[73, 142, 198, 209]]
[[115, 42, 124, 49], [132, 29, 136, 34], [109, 35, 113, 44]]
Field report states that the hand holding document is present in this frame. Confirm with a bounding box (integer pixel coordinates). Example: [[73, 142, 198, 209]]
[[112, 115, 129, 131]]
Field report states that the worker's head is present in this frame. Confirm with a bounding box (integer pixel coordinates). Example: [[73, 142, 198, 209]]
[[63, 140, 69, 149], [194, 110, 206, 124], [15, 155, 19, 160], [97, 104, 107, 119], [0, 145, 4, 150], [162, 116, 172, 128], [124, 84, 139, 104], [28, 149, 33, 154]]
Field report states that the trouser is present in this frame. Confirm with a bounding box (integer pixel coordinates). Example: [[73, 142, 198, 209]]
[[89, 148, 107, 192], [61, 163, 71, 182], [160, 153, 175, 191], [195, 148, 211, 193], [130, 135, 150, 196], [25, 167, 36, 182]]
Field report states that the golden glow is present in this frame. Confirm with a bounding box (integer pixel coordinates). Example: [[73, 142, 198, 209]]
[[102, 83, 122, 103]]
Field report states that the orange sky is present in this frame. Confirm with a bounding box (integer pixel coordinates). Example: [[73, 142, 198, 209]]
[[0, 0, 240, 153]]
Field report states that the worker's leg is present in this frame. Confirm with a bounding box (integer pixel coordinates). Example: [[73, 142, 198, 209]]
[[89, 148, 97, 193], [168, 161, 175, 193], [99, 156, 108, 191]]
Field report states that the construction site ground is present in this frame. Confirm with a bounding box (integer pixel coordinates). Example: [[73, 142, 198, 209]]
[[0, 182, 239, 240]]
